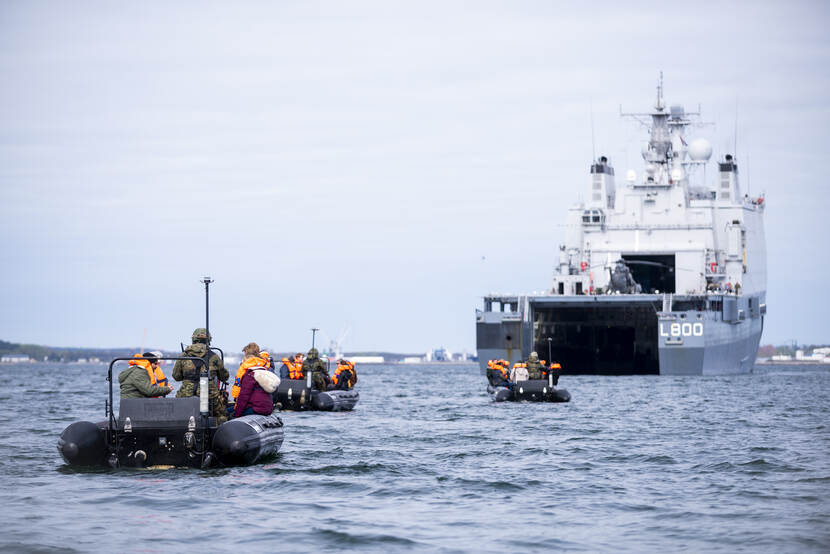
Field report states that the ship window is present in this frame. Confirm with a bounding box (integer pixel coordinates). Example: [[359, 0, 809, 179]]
[[720, 177, 730, 189], [583, 209, 605, 224], [575, 282, 583, 295], [592, 193, 602, 201], [721, 192, 730, 200], [558, 282, 565, 295]]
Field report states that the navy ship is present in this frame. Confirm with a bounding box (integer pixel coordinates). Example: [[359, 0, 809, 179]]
[[476, 78, 766, 375]]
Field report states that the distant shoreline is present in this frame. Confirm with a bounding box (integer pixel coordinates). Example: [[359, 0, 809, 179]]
[[755, 359, 830, 366]]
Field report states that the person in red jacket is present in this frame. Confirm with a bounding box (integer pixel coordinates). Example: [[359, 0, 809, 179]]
[[233, 342, 275, 418]]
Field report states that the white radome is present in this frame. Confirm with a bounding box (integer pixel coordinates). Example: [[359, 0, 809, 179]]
[[688, 138, 713, 161]]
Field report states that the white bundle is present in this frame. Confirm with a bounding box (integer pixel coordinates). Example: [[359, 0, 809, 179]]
[[252, 369, 280, 393]]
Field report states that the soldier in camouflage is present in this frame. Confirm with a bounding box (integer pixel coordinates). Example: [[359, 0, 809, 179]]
[[526, 351, 543, 380], [302, 347, 330, 391], [172, 328, 230, 423]]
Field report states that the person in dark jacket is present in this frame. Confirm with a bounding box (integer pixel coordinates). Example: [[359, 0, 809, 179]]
[[233, 345, 275, 418], [279, 352, 304, 379]]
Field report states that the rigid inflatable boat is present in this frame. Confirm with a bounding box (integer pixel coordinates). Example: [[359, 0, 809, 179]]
[[274, 378, 359, 412], [58, 356, 285, 469], [487, 375, 571, 403]]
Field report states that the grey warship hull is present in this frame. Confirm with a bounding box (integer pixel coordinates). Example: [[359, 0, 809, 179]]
[[476, 80, 766, 376], [477, 292, 764, 376]]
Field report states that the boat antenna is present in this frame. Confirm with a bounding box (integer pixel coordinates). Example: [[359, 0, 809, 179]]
[[546, 337, 553, 365], [202, 276, 214, 346], [199, 276, 214, 429], [311, 327, 319, 349]]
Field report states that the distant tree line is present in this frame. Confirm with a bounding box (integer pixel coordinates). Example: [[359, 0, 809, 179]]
[[1, 339, 426, 363], [0, 340, 137, 362]]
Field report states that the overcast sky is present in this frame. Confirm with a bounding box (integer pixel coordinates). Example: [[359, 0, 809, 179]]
[[1, 1, 828, 354]]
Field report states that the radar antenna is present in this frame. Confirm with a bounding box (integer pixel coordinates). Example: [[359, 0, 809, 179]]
[[656, 70, 664, 110], [590, 98, 596, 161]]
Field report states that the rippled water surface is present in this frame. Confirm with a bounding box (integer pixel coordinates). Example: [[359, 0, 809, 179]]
[[1, 362, 829, 552]]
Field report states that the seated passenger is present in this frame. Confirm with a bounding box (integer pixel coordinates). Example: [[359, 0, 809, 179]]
[[525, 351, 543, 379], [231, 344, 271, 402], [510, 361, 529, 382], [119, 352, 174, 399], [280, 352, 304, 380], [148, 350, 169, 388], [487, 359, 510, 387], [233, 342, 277, 418], [331, 359, 357, 390]]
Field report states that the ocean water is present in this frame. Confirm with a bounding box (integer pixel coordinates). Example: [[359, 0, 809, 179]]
[[0, 362, 828, 552]]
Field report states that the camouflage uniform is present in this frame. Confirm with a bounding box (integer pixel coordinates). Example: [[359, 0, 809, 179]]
[[302, 347, 330, 391], [526, 352, 543, 380], [172, 329, 230, 422]]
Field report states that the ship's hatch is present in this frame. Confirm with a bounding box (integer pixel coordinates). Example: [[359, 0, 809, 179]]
[[621, 254, 675, 294], [532, 303, 660, 374]]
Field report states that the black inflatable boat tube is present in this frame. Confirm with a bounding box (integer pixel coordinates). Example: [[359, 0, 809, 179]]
[[275, 380, 359, 411], [212, 413, 285, 466], [488, 380, 571, 403], [312, 390, 360, 411], [57, 421, 108, 467]]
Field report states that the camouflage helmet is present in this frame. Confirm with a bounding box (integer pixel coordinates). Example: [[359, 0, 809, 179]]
[[192, 327, 211, 343], [529, 351, 539, 361], [307, 347, 319, 359]]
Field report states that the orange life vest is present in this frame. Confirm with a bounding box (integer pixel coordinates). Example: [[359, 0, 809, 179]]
[[332, 361, 356, 387], [128, 355, 157, 384], [488, 360, 509, 380], [232, 353, 271, 400], [512, 362, 527, 369], [282, 357, 304, 379], [154, 365, 168, 387]]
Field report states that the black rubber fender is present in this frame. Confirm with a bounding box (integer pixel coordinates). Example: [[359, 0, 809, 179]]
[[487, 385, 512, 402], [58, 421, 107, 467], [212, 413, 284, 466]]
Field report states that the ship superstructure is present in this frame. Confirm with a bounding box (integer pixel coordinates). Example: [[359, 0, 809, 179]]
[[476, 79, 766, 375]]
